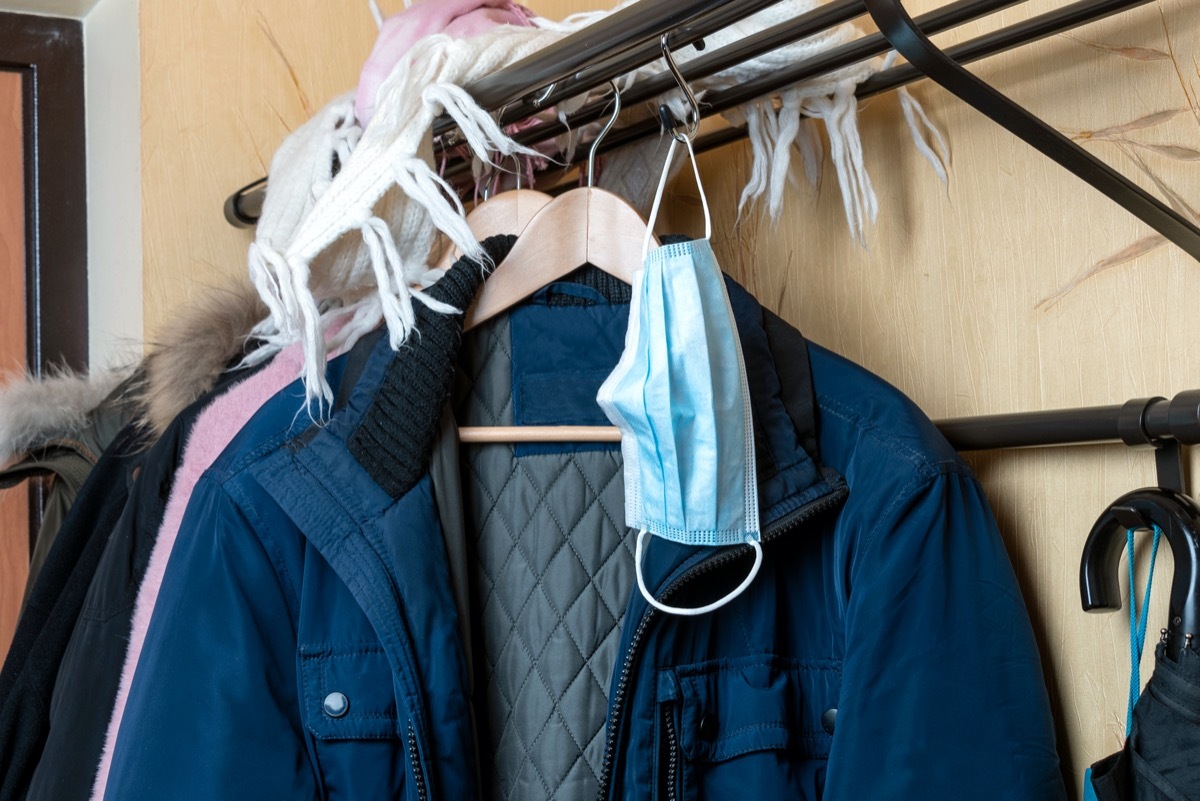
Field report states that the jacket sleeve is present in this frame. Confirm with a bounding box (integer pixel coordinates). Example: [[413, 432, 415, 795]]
[[825, 464, 1067, 801], [103, 476, 315, 801]]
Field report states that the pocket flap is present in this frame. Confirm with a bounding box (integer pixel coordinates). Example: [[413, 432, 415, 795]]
[[300, 645, 399, 740], [671, 655, 839, 762]]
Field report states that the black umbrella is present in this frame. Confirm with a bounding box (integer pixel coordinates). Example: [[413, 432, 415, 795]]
[[1081, 487, 1200, 800]]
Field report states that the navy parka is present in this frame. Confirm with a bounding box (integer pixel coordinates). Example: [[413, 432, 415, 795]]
[[104, 239, 1067, 800]]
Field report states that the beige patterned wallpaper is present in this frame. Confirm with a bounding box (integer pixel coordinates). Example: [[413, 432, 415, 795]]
[[139, 1, 1200, 796]]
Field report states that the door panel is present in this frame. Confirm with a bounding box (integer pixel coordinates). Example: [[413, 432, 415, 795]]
[[0, 68, 28, 660], [0, 12, 87, 664]]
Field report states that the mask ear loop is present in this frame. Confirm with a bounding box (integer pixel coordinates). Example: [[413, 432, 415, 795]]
[[636, 529, 763, 616], [642, 34, 712, 260], [635, 33, 743, 616]]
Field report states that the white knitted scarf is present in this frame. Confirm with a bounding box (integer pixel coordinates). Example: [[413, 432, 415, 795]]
[[247, 1, 947, 408], [246, 25, 569, 409]]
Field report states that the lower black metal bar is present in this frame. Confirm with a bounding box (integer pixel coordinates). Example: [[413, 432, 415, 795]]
[[938, 404, 1127, 450], [937, 390, 1200, 451], [863, 0, 1200, 261]]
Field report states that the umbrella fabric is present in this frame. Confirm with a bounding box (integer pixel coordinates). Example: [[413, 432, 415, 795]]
[[1090, 643, 1200, 800]]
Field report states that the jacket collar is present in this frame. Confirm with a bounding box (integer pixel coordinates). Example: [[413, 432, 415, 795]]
[[343, 234, 844, 534]]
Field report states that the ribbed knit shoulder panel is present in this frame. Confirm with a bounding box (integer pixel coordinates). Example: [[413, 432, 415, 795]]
[[348, 235, 516, 499]]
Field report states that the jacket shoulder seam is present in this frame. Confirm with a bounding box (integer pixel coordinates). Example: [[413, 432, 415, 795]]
[[858, 462, 981, 564], [816, 391, 957, 472]]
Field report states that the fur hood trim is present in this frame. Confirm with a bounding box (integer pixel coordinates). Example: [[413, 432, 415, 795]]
[[132, 279, 268, 436], [0, 368, 131, 466], [0, 280, 266, 465]]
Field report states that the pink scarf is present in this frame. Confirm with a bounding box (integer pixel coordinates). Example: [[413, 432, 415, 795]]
[[355, 0, 536, 126]]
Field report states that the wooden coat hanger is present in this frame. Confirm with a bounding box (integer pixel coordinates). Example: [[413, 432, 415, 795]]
[[459, 42, 699, 445], [433, 154, 553, 271], [463, 80, 658, 333]]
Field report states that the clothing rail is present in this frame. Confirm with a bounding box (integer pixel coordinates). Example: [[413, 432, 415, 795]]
[[470, 0, 1200, 264], [938, 391, 1200, 452], [222, 0, 1144, 226], [224, 0, 1157, 227], [939, 390, 1200, 495], [670, 0, 1155, 163], [471, 0, 789, 130], [224, 0, 785, 225], [450, 0, 1022, 164], [465, 0, 1149, 169]]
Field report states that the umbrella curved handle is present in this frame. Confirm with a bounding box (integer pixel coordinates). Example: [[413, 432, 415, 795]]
[[1081, 488, 1200, 661]]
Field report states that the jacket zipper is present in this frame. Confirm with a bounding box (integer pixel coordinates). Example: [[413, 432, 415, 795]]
[[662, 703, 679, 801], [597, 488, 847, 801], [408, 722, 429, 801]]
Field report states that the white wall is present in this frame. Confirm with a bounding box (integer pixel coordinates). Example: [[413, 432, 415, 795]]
[[82, 0, 142, 369]]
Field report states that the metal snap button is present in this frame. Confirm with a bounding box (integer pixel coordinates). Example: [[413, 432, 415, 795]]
[[699, 712, 718, 740], [323, 691, 350, 719], [821, 707, 837, 735]]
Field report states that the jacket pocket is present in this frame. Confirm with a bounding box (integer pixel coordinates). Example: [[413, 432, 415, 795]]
[[657, 655, 839, 800], [299, 644, 401, 740]]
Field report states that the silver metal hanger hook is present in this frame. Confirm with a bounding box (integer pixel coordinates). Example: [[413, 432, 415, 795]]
[[480, 160, 494, 201], [587, 80, 621, 188], [531, 82, 557, 108], [658, 33, 700, 143]]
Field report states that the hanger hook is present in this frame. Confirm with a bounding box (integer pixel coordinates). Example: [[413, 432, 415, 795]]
[[587, 80, 621, 188], [480, 160, 494, 201], [531, 81, 558, 108], [658, 33, 700, 143]]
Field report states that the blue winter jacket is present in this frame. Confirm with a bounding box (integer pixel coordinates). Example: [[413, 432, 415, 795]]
[[105, 238, 1067, 801]]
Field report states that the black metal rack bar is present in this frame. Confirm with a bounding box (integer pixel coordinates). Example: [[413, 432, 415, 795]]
[[449, 0, 756, 118], [865, 0, 1200, 261], [223, 0, 1168, 235], [498, 0, 869, 132], [225, 177, 266, 226], [686, 0, 1152, 159], [937, 391, 1200, 452], [482, 0, 1022, 159], [482, 0, 792, 130], [226, 0, 784, 227], [593, 0, 1146, 156], [438, 0, 1147, 182], [858, 0, 1151, 97]]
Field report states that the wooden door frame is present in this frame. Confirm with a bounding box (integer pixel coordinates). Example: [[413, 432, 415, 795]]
[[0, 11, 88, 374], [0, 12, 88, 540]]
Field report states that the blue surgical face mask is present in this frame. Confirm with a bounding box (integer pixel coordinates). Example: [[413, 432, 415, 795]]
[[597, 135, 762, 617]]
